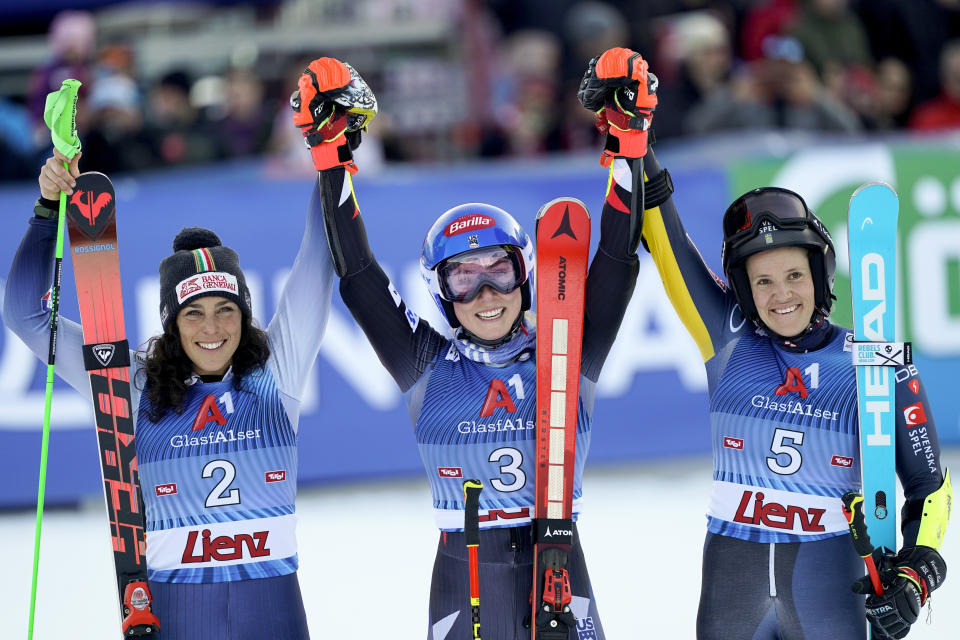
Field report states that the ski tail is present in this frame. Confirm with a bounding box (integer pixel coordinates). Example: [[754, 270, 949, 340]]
[[532, 197, 590, 639]]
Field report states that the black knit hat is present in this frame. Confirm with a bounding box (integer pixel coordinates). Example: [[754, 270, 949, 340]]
[[158, 228, 252, 329]]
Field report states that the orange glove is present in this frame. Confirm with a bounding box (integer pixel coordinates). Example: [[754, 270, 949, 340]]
[[291, 58, 377, 172], [578, 47, 658, 163]]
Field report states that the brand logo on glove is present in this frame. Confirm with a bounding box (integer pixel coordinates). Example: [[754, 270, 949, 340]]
[[903, 402, 928, 427], [445, 214, 495, 236], [733, 491, 826, 532]]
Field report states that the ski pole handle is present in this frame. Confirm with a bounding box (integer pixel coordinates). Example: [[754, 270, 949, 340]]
[[463, 479, 482, 546], [463, 479, 483, 640], [842, 492, 884, 595]]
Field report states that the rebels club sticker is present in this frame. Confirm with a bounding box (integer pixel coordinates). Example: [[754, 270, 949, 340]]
[[903, 402, 928, 427], [176, 272, 239, 303]]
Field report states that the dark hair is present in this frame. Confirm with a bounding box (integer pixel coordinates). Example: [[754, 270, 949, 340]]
[[136, 314, 270, 421]]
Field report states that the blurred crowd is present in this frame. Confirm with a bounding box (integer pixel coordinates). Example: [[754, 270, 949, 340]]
[[2, 0, 960, 182]]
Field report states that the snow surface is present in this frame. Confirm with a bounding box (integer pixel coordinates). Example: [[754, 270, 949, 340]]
[[3, 451, 958, 639]]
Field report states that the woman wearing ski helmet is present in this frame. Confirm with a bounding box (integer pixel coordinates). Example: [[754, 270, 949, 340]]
[[5, 144, 336, 639], [579, 46, 952, 640], [293, 57, 641, 638]]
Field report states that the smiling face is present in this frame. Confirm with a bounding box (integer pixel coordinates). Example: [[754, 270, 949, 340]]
[[746, 246, 816, 338], [176, 296, 242, 376], [453, 285, 523, 342]]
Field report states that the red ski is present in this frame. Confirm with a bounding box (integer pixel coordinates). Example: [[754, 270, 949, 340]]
[[531, 197, 591, 639], [66, 172, 159, 638]]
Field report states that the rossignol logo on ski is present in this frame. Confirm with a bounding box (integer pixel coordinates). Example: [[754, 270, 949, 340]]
[[128, 586, 150, 611], [74, 242, 116, 254], [92, 343, 116, 367], [69, 189, 113, 226]]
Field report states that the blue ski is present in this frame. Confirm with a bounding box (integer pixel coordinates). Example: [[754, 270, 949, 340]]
[[848, 182, 899, 556]]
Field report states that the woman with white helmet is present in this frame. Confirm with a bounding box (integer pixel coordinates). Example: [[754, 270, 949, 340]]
[[290, 56, 642, 639]]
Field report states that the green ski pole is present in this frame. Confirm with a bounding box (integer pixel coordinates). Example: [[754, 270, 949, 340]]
[[27, 78, 82, 640]]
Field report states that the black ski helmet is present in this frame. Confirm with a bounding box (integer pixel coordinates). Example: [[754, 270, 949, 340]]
[[721, 187, 836, 327]]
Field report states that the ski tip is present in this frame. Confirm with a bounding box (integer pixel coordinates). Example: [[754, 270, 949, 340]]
[[849, 181, 898, 202], [535, 197, 590, 221]]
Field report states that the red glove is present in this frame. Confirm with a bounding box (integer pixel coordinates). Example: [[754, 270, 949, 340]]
[[291, 58, 377, 172], [578, 47, 658, 164]]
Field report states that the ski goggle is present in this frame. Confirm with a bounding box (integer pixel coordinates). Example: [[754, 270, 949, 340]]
[[722, 187, 813, 239], [438, 245, 525, 303]]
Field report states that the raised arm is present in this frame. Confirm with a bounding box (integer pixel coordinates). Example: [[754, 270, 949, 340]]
[[265, 176, 336, 400], [4, 151, 100, 396], [290, 58, 447, 393], [578, 48, 733, 365]]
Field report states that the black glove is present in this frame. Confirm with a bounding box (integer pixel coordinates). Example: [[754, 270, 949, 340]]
[[852, 546, 946, 639]]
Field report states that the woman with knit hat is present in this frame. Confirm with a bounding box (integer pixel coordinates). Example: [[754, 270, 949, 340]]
[[4, 147, 334, 639]]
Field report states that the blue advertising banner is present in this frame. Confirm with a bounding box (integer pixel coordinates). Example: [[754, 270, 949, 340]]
[[1, 142, 956, 508]]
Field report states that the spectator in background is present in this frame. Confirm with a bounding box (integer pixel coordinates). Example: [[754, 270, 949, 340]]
[[790, 0, 872, 81], [81, 72, 155, 174], [909, 40, 960, 131], [790, 0, 875, 124], [862, 57, 914, 131], [145, 70, 225, 166], [27, 10, 96, 138], [215, 67, 275, 157], [653, 11, 734, 139], [857, 0, 960, 105], [486, 30, 564, 156], [686, 35, 861, 135], [0, 98, 37, 180], [740, 0, 799, 61], [559, 1, 630, 150]]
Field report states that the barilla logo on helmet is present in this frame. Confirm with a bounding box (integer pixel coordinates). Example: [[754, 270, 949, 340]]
[[445, 214, 496, 236]]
